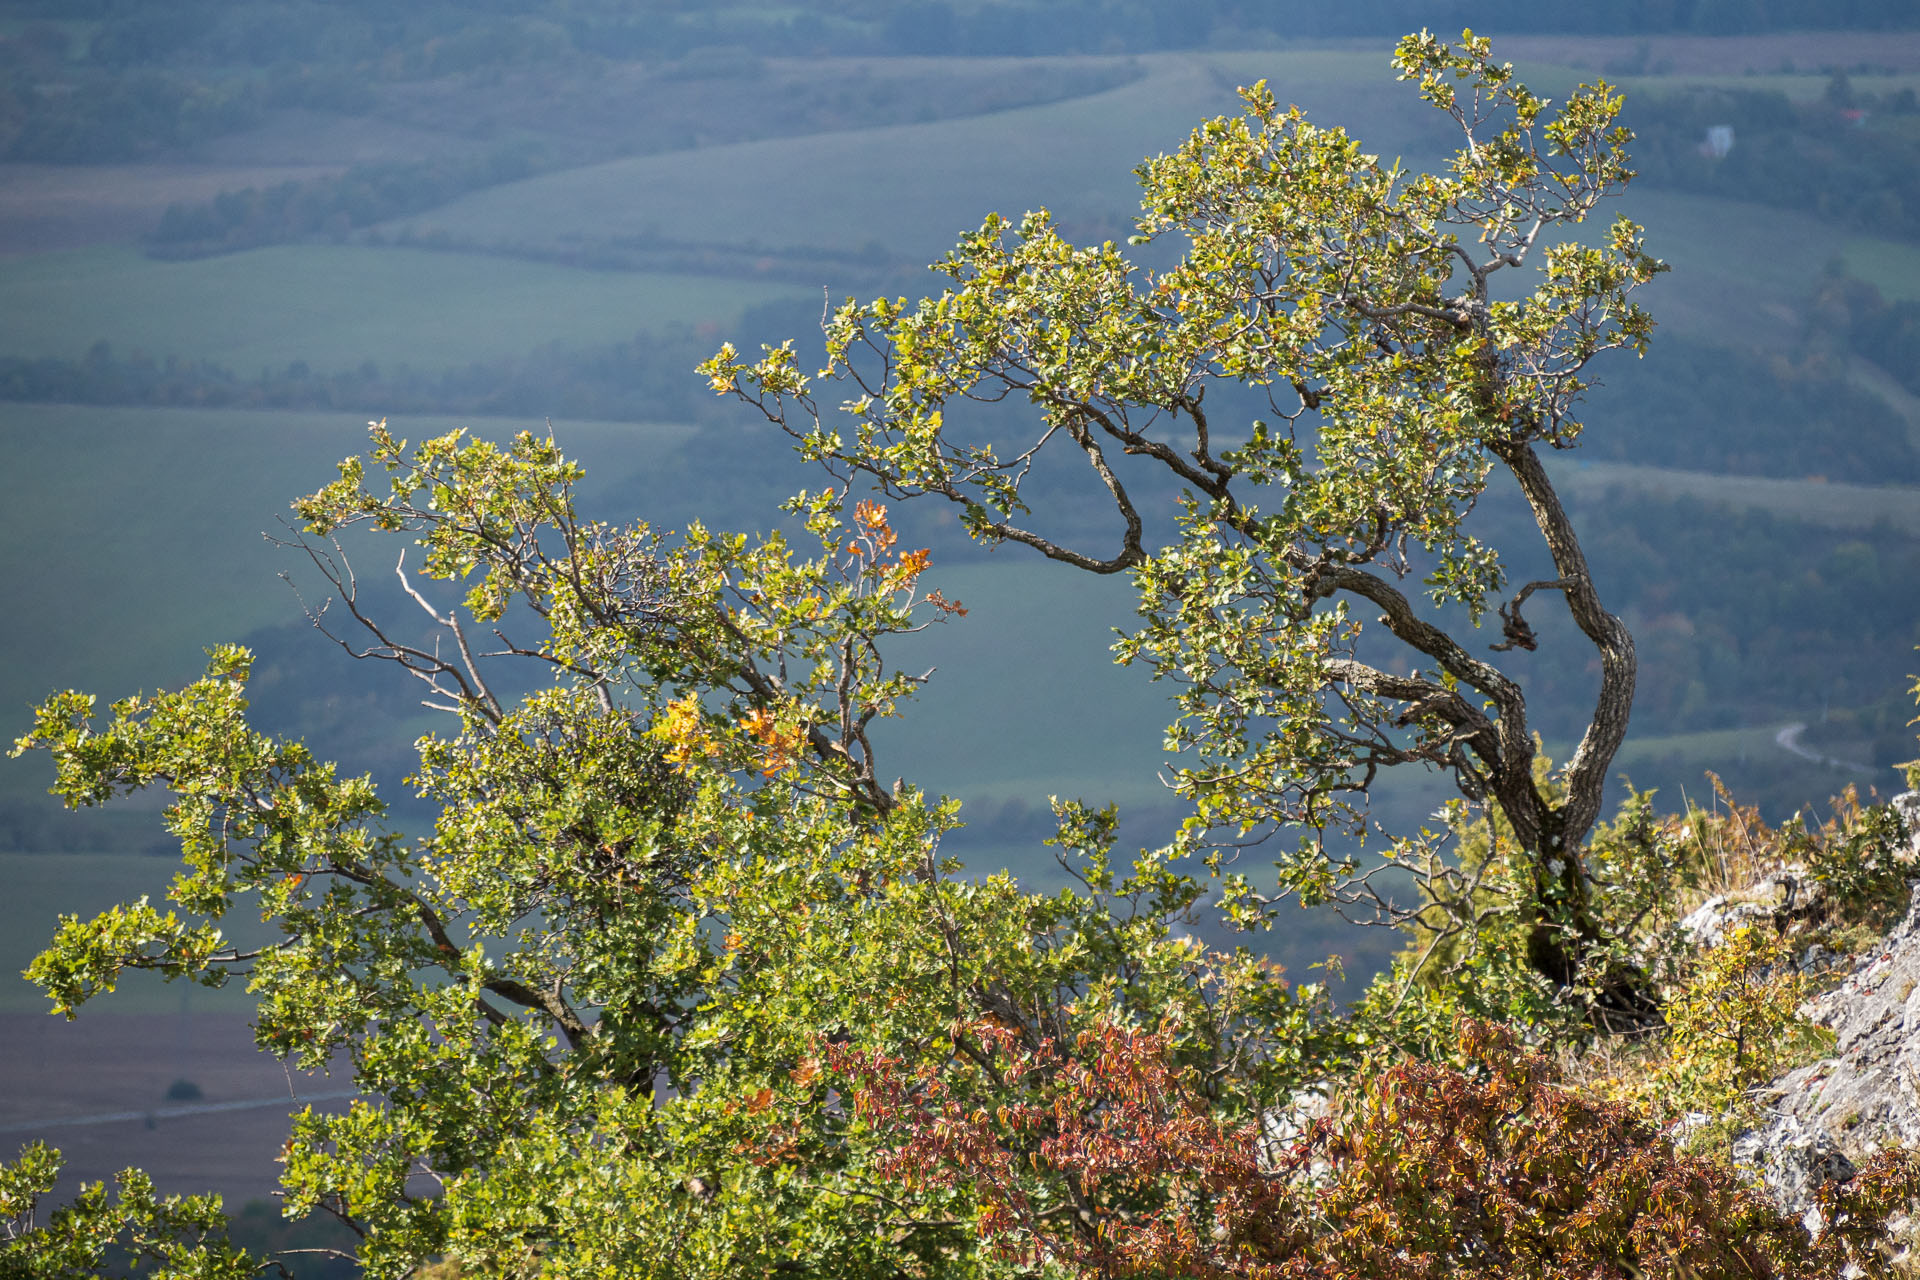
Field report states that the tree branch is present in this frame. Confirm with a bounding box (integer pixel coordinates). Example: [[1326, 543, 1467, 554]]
[[1494, 441, 1636, 848], [1311, 560, 1551, 851]]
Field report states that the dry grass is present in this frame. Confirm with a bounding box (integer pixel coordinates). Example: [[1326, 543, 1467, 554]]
[[1647, 775, 1905, 941], [1561, 777, 1909, 1104]]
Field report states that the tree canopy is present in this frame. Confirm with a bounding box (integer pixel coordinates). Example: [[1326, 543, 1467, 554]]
[[707, 29, 1664, 1023], [6, 31, 1919, 1280]]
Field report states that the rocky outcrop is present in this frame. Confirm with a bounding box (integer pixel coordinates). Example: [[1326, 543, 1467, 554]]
[[1897, 791, 1920, 863], [1678, 868, 1827, 952], [1732, 1113, 1860, 1230], [1735, 794, 1920, 1217]]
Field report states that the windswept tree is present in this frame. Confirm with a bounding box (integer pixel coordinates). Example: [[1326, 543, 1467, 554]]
[[706, 31, 1667, 1022]]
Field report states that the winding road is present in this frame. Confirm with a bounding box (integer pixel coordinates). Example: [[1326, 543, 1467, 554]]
[[1774, 722, 1886, 776]]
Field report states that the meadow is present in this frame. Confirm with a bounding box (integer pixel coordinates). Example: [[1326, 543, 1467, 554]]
[[1842, 234, 1920, 302], [0, 245, 810, 372], [0, 400, 1179, 875], [0, 855, 267, 1015], [1560, 462, 1920, 534], [0, 404, 695, 719], [3, 398, 1903, 882], [376, 52, 1438, 265]]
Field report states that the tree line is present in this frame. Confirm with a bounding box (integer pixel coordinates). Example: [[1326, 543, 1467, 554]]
[[23, 0, 1920, 74], [1805, 263, 1920, 398], [147, 143, 556, 257], [1628, 76, 1920, 244], [10, 315, 1913, 487], [0, 23, 367, 163], [0, 308, 786, 426]]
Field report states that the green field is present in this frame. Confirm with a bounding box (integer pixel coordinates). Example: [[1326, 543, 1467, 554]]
[[872, 559, 1169, 813], [1613, 71, 1920, 101], [6, 400, 1911, 857], [0, 404, 698, 724], [1841, 234, 1920, 302], [0, 403, 1189, 1012], [0, 854, 267, 1014], [0, 403, 1178, 878], [4, 399, 1910, 1014], [379, 52, 1438, 265], [0, 245, 810, 371], [1613, 722, 1799, 777], [1557, 461, 1920, 534]]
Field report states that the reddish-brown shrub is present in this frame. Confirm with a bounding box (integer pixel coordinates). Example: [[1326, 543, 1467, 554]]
[[835, 1019, 1916, 1279]]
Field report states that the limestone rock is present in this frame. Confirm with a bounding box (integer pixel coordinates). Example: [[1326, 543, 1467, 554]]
[[1678, 866, 1826, 949], [1735, 800, 1920, 1217], [1731, 1114, 1856, 1232], [1896, 791, 1920, 865]]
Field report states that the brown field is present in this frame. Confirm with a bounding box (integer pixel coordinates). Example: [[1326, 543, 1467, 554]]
[[0, 1013, 350, 1209], [186, 107, 483, 169], [0, 162, 340, 256]]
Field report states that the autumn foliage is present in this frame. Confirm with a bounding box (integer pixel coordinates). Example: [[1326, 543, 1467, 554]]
[[837, 1018, 1917, 1279]]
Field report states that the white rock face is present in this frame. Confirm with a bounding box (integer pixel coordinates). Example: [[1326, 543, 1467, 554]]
[[1736, 796, 1920, 1216], [1259, 1087, 1331, 1179], [1679, 893, 1769, 949], [1896, 792, 1920, 864], [1731, 1113, 1857, 1232], [1678, 868, 1832, 952]]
